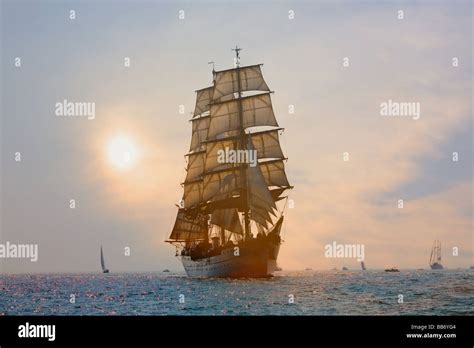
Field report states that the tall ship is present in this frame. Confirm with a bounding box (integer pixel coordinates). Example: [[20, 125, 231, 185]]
[[429, 240, 443, 270], [166, 47, 293, 278]]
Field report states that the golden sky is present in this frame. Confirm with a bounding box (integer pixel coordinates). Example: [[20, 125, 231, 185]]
[[1, 0, 472, 272]]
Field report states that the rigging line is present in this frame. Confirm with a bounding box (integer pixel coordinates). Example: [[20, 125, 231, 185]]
[[281, 126, 291, 198], [280, 196, 289, 240], [280, 126, 291, 199]]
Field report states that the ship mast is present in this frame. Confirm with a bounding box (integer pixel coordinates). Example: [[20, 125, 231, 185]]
[[232, 46, 251, 240], [429, 244, 434, 265], [437, 240, 442, 262]]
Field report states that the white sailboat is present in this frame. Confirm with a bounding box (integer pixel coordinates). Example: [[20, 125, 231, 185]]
[[100, 245, 109, 273]]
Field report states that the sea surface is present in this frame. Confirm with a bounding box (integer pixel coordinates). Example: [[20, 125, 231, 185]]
[[0, 270, 472, 315]]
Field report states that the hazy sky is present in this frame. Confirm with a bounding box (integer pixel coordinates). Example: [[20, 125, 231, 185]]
[[1, 0, 472, 273]]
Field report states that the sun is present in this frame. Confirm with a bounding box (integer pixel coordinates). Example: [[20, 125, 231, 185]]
[[107, 135, 137, 169]]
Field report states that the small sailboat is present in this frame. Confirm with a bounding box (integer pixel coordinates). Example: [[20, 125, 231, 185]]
[[342, 266, 348, 271], [100, 245, 109, 273], [360, 261, 366, 270], [429, 240, 443, 270]]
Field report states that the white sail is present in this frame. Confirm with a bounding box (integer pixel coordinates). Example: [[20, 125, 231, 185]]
[[212, 65, 270, 100], [247, 139, 278, 226], [259, 160, 290, 188], [249, 205, 272, 227], [207, 93, 278, 140], [100, 246, 105, 269], [183, 161, 289, 211], [183, 180, 204, 209], [193, 87, 213, 117], [184, 168, 241, 209], [189, 115, 210, 152], [204, 129, 284, 174], [193, 86, 235, 117], [183, 158, 289, 211], [169, 210, 208, 241], [201, 168, 241, 204], [250, 129, 284, 160], [100, 245, 109, 273], [184, 150, 206, 183], [210, 208, 243, 235]]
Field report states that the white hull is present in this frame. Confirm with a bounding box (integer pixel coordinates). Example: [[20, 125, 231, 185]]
[[181, 243, 280, 278]]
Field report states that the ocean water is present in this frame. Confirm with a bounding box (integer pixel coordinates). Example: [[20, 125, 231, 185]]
[[0, 270, 472, 315]]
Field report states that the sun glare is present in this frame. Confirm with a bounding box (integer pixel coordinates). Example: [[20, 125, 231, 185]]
[[107, 135, 137, 169]]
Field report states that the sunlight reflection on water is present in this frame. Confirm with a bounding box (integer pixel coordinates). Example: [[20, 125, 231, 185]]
[[0, 270, 472, 315]]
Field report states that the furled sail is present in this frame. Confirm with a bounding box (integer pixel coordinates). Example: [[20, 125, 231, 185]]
[[212, 65, 270, 100]]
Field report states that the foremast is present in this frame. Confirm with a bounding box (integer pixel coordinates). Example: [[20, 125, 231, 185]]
[[233, 46, 251, 240]]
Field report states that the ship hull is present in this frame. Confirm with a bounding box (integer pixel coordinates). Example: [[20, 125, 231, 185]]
[[181, 241, 280, 278], [430, 263, 443, 270]]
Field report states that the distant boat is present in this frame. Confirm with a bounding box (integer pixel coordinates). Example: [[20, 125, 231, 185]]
[[385, 267, 399, 272], [360, 261, 366, 271], [305, 267, 313, 271], [100, 245, 109, 273], [162, 269, 170, 273], [429, 240, 443, 270], [342, 266, 348, 271]]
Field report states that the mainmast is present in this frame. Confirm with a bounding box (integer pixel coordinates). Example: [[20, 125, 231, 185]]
[[232, 46, 251, 240], [437, 240, 442, 262]]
